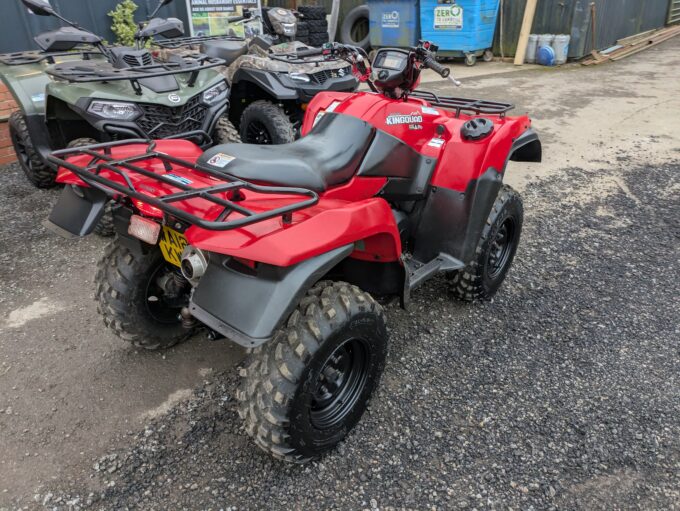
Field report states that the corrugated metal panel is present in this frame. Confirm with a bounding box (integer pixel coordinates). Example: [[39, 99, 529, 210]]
[[0, 0, 189, 54], [669, 0, 680, 24], [493, 0, 669, 59]]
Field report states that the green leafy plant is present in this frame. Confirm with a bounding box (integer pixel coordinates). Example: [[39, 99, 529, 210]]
[[108, 0, 140, 46]]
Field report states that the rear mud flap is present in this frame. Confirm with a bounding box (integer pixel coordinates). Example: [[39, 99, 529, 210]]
[[45, 185, 108, 238], [189, 244, 353, 347]]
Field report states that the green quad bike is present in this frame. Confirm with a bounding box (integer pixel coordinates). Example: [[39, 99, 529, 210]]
[[0, 0, 239, 234], [154, 6, 359, 144]]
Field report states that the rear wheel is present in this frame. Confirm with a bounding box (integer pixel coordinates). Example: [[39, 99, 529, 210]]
[[66, 137, 115, 237], [239, 100, 295, 145], [95, 242, 193, 350], [483, 49, 494, 62], [237, 281, 388, 462], [8, 111, 55, 188], [449, 185, 523, 301], [212, 116, 241, 145]]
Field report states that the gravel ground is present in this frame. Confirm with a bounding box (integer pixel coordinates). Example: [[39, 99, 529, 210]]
[[3, 40, 680, 510], [28, 153, 679, 510]]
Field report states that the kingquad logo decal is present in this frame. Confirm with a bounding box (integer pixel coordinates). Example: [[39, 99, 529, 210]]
[[385, 111, 423, 126]]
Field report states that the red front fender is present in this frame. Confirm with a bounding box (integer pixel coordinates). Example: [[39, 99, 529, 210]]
[[186, 197, 402, 267]]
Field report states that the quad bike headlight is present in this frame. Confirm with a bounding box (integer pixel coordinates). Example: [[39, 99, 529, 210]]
[[202, 81, 229, 105], [288, 72, 311, 83], [87, 100, 140, 121]]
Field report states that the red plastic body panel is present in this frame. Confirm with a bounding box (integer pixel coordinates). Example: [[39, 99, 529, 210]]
[[54, 140, 400, 267], [187, 197, 401, 266], [58, 90, 534, 268], [303, 91, 532, 191], [55, 140, 204, 187]]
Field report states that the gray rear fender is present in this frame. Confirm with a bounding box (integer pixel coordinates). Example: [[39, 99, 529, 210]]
[[188, 244, 354, 348]]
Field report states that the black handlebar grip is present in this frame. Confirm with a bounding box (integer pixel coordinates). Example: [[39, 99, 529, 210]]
[[296, 47, 325, 57], [423, 56, 450, 78], [227, 15, 245, 23]]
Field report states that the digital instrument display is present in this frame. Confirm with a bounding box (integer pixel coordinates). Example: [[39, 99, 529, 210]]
[[378, 52, 407, 71]]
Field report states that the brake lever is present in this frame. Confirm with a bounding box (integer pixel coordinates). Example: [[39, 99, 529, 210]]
[[448, 76, 462, 87]]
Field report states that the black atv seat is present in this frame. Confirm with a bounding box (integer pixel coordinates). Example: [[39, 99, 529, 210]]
[[198, 113, 375, 192], [200, 40, 248, 66]]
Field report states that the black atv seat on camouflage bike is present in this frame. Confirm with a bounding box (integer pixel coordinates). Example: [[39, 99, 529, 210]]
[[198, 113, 376, 192], [200, 40, 249, 66]]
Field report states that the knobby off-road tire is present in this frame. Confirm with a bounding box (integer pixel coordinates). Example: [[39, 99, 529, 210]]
[[237, 281, 388, 462], [66, 138, 115, 237], [212, 116, 241, 145], [95, 242, 192, 350], [8, 111, 55, 188], [340, 5, 370, 51], [239, 100, 295, 145], [450, 185, 523, 301], [309, 32, 329, 46], [297, 5, 326, 20], [307, 19, 328, 33], [296, 22, 310, 44]]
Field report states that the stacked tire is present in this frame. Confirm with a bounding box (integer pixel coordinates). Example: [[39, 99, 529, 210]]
[[297, 5, 328, 47], [296, 21, 310, 45]]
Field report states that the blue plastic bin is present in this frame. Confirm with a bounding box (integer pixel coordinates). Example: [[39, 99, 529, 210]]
[[420, 0, 500, 63], [368, 0, 420, 48]]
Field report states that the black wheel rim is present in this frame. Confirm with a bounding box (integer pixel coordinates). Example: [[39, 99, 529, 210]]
[[310, 338, 370, 430], [145, 264, 186, 324], [11, 131, 31, 169], [245, 120, 272, 144], [487, 217, 516, 279]]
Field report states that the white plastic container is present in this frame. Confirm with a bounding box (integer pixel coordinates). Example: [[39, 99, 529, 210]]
[[537, 33, 555, 49], [553, 34, 571, 64], [525, 34, 539, 64]]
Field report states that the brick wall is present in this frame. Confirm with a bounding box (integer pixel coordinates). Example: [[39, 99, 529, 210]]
[[0, 82, 18, 166]]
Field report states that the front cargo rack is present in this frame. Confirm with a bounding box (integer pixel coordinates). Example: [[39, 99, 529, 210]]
[[48, 139, 319, 231], [45, 54, 225, 94], [409, 90, 514, 118], [0, 49, 103, 66], [153, 34, 245, 49]]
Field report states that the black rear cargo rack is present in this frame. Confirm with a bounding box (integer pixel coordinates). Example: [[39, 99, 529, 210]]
[[409, 90, 514, 118], [45, 54, 225, 94], [153, 35, 245, 49], [47, 139, 318, 231], [0, 49, 103, 66]]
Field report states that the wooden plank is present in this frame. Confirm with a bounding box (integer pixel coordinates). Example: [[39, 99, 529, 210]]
[[617, 28, 658, 46], [513, 0, 538, 66]]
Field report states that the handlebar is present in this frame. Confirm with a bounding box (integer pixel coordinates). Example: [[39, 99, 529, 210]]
[[422, 55, 450, 78], [295, 47, 325, 57]]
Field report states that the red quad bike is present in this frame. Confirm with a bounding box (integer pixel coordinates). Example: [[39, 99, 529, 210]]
[[46, 41, 541, 462]]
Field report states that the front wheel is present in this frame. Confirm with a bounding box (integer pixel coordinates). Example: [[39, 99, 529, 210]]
[[237, 281, 388, 462], [449, 185, 523, 301], [211, 116, 241, 145], [95, 242, 193, 350], [8, 111, 55, 188], [239, 100, 295, 145]]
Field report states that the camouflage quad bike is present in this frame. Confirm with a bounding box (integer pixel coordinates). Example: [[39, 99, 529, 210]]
[[155, 7, 359, 144], [0, 0, 239, 207]]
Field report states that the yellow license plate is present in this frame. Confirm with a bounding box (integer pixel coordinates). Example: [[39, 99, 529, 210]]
[[159, 225, 188, 267]]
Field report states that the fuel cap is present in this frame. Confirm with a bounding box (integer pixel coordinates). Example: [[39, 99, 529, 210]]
[[461, 118, 494, 141]]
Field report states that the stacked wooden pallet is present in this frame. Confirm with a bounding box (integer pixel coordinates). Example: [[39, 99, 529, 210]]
[[582, 25, 680, 66]]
